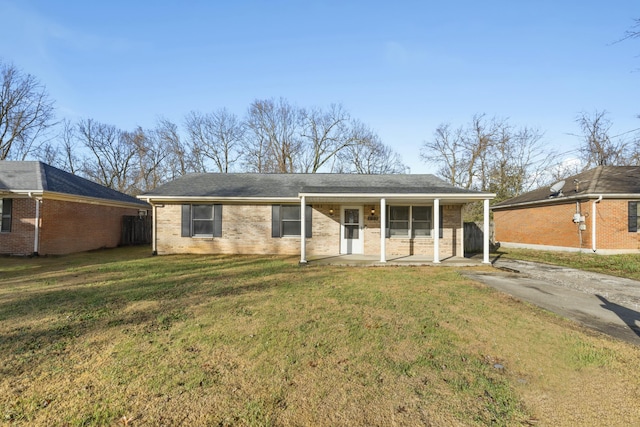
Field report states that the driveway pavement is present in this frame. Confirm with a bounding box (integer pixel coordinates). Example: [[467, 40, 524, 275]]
[[461, 258, 640, 346]]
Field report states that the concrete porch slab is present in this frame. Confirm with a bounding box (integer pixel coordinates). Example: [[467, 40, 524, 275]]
[[305, 254, 488, 267]]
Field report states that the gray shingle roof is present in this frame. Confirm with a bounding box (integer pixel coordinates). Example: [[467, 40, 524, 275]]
[[141, 173, 487, 198], [492, 166, 640, 209], [0, 161, 148, 207]]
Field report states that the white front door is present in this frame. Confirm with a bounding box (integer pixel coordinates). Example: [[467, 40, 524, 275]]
[[340, 207, 364, 254]]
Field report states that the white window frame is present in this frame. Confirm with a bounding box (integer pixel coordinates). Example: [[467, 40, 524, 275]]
[[388, 205, 435, 238], [281, 205, 302, 237], [191, 204, 215, 237]]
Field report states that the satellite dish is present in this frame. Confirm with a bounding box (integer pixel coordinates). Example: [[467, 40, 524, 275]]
[[550, 180, 565, 196]]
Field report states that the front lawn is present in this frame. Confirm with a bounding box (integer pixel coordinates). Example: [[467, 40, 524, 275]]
[[1, 247, 639, 426]]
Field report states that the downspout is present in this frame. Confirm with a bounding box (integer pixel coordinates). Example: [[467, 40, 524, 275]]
[[144, 198, 157, 256], [28, 192, 41, 256], [576, 202, 582, 249], [592, 195, 603, 253]]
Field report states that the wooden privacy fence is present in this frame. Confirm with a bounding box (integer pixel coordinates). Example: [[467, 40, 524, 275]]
[[121, 215, 151, 246], [464, 221, 494, 253]]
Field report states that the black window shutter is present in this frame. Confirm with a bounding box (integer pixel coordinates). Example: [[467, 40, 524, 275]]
[[272, 205, 281, 238], [629, 201, 638, 232], [385, 205, 390, 238], [181, 204, 191, 237], [1, 198, 12, 232], [439, 205, 444, 239], [305, 205, 312, 238], [213, 204, 223, 237]]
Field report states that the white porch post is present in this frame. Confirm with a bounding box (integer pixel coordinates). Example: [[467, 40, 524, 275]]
[[300, 196, 307, 264], [483, 198, 491, 264], [380, 198, 386, 263], [433, 198, 440, 263], [459, 205, 465, 257]]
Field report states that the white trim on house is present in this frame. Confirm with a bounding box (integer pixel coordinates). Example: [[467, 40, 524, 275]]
[[141, 196, 300, 204], [492, 193, 640, 211], [9, 190, 147, 210], [340, 205, 364, 255], [483, 198, 490, 264], [299, 192, 491, 204], [433, 198, 440, 263]]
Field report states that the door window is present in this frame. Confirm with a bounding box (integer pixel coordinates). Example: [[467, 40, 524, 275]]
[[344, 208, 360, 239]]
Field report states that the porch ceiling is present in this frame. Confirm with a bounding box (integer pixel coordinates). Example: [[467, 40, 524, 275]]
[[302, 195, 480, 204]]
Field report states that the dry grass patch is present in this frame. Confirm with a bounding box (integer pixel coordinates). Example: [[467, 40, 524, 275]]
[[1, 247, 640, 426]]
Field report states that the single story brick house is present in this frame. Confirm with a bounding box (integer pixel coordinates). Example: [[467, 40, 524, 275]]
[[492, 166, 640, 254], [0, 161, 150, 256], [138, 173, 495, 263]]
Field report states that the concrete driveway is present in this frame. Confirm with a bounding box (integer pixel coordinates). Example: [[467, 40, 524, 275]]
[[461, 258, 640, 346]]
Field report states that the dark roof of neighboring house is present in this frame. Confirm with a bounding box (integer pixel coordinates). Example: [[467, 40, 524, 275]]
[[140, 173, 491, 199], [0, 161, 148, 207], [492, 166, 640, 210]]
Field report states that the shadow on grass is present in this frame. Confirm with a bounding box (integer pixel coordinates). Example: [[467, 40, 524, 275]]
[[0, 250, 343, 377]]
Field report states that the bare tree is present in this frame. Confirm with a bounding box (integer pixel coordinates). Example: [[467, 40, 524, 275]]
[[154, 117, 195, 179], [337, 121, 407, 174], [244, 98, 303, 173], [300, 104, 353, 173], [56, 118, 82, 173], [487, 125, 552, 201], [240, 124, 271, 173], [422, 114, 555, 201], [126, 126, 173, 194], [575, 110, 626, 168], [421, 114, 500, 190], [77, 118, 137, 193], [185, 108, 243, 173], [420, 123, 466, 186], [620, 18, 640, 43], [0, 61, 55, 160]]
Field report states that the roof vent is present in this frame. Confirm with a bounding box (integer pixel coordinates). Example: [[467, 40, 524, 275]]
[[573, 179, 581, 192], [549, 180, 565, 198]]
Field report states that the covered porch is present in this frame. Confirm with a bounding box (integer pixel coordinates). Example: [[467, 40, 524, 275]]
[[299, 192, 494, 265], [306, 253, 491, 267]]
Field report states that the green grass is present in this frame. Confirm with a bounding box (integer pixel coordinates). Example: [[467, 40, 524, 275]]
[[496, 247, 640, 280], [1, 247, 640, 426]]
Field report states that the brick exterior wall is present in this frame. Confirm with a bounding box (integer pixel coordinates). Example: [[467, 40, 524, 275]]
[[0, 196, 142, 256], [0, 198, 36, 255], [494, 199, 640, 252], [156, 202, 462, 257]]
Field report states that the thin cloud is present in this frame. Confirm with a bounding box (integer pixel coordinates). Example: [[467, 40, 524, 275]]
[[0, 1, 145, 57]]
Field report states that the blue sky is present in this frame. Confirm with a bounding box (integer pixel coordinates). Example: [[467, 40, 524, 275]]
[[1, 0, 639, 174]]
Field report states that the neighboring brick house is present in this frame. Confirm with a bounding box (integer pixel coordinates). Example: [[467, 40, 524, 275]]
[[0, 161, 150, 256], [138, 173, 495, 264], [492, 166, 640, 254]]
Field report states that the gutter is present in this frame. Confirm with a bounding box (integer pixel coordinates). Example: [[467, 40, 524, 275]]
[[592, 195, 603, 252], [12, 190, 148, 209], [27, 192, 41, 256], [139, 193, 497, 204], [491, 193, 636, 211]]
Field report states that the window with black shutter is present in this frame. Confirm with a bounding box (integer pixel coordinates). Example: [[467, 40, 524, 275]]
[[629, 201, 638, 233], [0, 198, 12, 233], [181, 204, 222, 237], [272, 204, 312, 238]]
